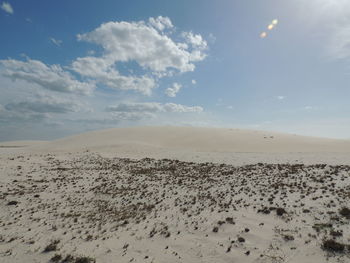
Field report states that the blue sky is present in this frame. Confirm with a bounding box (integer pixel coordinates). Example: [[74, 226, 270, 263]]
[[1, 0, 350, 141]]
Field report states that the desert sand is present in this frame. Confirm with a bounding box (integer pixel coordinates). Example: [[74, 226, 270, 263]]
[[1, 126, 350, 263]]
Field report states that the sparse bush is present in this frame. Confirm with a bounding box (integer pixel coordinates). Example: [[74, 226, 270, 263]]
[[74, 256, 96, 263], [43, 240, 60, 253], [339, 207, 350, 219], [330, 230, 343, 237], [238, 237, 245, 243], [283, 235, 294, 241], [276, 208, 287, 216], [50, 254, 62, 262], [61, 254, 74, 262], [322, 239, 345, 253]]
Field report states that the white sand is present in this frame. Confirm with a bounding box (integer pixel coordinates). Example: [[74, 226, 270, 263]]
[[10, 126, 350, 165], [1, 127, 350, 263]]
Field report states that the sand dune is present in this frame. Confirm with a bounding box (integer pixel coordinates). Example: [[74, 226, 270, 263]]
[[31, 126, 350, 153], [0, 140, 47, 148], [1, 127, 350, 263], [21, 126, 350, 165]]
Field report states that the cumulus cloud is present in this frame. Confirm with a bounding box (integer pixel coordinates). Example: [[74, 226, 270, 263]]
[[0, 17, 209, 139], [76, 18, 207, 73], [70, 17, 207, 95], [182, 32, 208, 50], [71, 56, 155, 95], [148, 16, 173, 31], [106, 102, 203, 113], [165, 82, 182, 97], [1, 2, 13, 14], [0, 58, 95, 95]]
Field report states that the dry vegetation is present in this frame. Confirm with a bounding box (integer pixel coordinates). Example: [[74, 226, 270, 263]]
[[1, 153, 350, 262]]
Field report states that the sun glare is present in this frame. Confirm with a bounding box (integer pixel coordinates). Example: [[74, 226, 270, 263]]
[[260, 19, 278, 38]]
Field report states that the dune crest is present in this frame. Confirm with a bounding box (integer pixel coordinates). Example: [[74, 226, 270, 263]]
[[30, 126, 350, 153]]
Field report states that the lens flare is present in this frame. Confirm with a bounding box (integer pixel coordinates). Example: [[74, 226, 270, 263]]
[[260, 32, 267, 38], [260, 19, 278, 38]]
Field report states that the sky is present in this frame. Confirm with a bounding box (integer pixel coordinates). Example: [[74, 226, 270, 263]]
[[1, 0, 350, 141]]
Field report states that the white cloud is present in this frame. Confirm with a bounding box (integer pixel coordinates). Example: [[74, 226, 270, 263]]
[[111, 111, 156, 121], [182, 32, 208, 50], [70, 17, 207, 95], [0, 103, 49, 124], [303, 106, 314, 110], [106, 102, 203, 113], [277, 96, 285, 100], [106, 102, 203, 122], [0, 58, 95, 95], [0, 92, 87, 126], [71, 56, 155, 95], [162, 103, 203, 113], [5, 96, 81, 114], [165, 82, 182, 97], [50, 37, 62, 47], [76, 18, 207, 73], [191, 79, 196, 85], [1, 2, 13, 14], [148, 16, 173, 31]]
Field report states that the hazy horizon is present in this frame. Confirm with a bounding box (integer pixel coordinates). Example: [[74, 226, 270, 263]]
[[1, 0, 350, 141]]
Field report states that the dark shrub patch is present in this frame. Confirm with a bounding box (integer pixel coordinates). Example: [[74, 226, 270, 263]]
[[50, 254, 62, 262], [339, 207, 350, 219], [61, 255, 74, 262], [257, 207, 271, 214], [7, 201, 18, 206], [283, 235, 295, 241], [276, 208, 287, 216], [322, 239, 345, 253], [217, 220, 225, 225], [225, 217, 235, 224], [238, 237, 245, 243], [312, 223, 332, 233], [330, 230, 343, 237], [74, 256, 96, 263], [43, 240, 59, 253]]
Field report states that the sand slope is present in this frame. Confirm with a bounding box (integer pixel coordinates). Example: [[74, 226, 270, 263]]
[[31, 126, 350, 153], [1, 153, 350, 263], [16, 126, 349, 165], [1, 127, 350, 263]]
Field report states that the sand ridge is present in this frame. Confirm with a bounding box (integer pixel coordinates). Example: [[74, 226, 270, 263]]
[[28, 126, 350, 153]]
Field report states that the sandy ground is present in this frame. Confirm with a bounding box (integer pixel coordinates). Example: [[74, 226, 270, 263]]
[[1, 127, 350, 263]]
